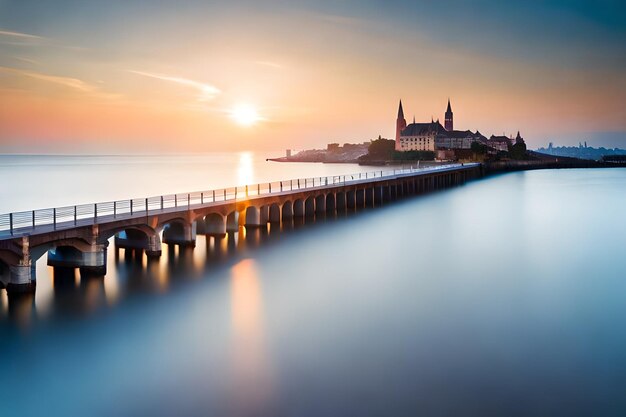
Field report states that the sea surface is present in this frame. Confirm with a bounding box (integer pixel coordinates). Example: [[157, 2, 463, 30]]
[[1, 155, 626, 416]]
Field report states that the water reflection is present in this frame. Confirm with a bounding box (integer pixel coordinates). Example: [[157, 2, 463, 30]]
[[0, 209, 331, 328], [237, 152, 255, 186], [6, 292, 36, 329], [2, 169, 626, 416], [229, 259, 274, 415]]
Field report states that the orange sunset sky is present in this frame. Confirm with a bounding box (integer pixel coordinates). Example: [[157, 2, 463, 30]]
[[0, 1, 625, 153]]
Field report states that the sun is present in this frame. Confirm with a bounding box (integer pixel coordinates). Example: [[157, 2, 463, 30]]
[[230, 103, 262, 127]]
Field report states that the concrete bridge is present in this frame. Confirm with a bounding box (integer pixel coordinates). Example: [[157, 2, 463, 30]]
[[0, 163, 482, 293]]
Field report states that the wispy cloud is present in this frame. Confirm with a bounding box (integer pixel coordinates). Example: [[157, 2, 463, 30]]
[[0, 66, 95, 92], [0, 28, 86, 50], [0, 66, 120, 99], [128, 70, 221, 101], [0, 29, 45, 40]]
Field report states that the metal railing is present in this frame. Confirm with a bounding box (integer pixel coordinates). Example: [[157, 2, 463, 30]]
[[0, 163, 472, 236]]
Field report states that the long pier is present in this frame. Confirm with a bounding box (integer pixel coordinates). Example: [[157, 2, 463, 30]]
[[0, 163, 482, 293]]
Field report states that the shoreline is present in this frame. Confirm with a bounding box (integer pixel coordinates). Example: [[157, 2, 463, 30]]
[[266, 156, 444, 167]]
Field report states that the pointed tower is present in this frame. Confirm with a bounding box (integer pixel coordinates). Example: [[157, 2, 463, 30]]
[[444, 98, 453, 131], [395, 100, 407, 151]]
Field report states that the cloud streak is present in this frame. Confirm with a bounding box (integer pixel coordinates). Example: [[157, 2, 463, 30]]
[[0, 66, 95, 92], [0, 29, 45, 40], [128, 70, 221, 101], [0, 66, 120, 99]]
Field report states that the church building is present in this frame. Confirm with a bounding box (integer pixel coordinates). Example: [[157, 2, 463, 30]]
[[394, 99, 489, 152]]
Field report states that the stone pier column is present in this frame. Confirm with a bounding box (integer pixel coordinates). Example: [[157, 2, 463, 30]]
[[47, 243, 108, 278], [146, 234, 162, 258], [7, 263, 36, 294], [6, 236, 36, 294], [79, 245, 108, 277], [163, 221, 196, 247]]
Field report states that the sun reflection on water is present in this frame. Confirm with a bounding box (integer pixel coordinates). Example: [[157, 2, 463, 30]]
[[229, 258, 274, 413], [237, 152, 255, 186]]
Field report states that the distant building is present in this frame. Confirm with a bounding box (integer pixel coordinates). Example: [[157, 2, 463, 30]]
[[487, 135, 511, 152], [436, 129, 487, 150], [394, 98, 522, 156], [286, 149, 292, 157], [396, 99, 487, 152], [397, 120, 442, 151]]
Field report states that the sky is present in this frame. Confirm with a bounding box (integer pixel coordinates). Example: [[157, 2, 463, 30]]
[[0, 0, 625, 153]]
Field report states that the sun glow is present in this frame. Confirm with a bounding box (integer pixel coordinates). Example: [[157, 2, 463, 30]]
[[230, 103, 262, 126]]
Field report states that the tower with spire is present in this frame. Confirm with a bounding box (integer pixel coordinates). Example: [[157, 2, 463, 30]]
[[444, 99, 453, 131], [395, 99, 407, 150]]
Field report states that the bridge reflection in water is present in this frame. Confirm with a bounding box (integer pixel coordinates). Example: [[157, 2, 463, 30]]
[[0, 164, 482, 326]]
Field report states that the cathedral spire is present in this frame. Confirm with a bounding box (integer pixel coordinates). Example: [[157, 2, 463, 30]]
[[397, 100, 404, 119], [395, 99, 407, 150], [444, 98, 453, 131]]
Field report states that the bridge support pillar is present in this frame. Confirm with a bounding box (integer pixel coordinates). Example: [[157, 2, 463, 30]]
[[163, 221, 196, 247], [115, 230, 162, 258], [6, 263, 36, 294], [2, 237, 36, 294], [48, 244, 108, 278]]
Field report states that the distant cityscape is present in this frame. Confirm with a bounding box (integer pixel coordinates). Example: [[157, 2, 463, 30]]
[[276, 99, 624, 165], [536, 142, 626, 161]]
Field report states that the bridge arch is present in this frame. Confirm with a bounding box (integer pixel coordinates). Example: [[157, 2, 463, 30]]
[[336, 192, 346, 211], [203, 212, 226, 236], [99, 224, 158, 243], [282, 201, 293, 221], [269, 203, 281, 223], [293, 199, 305, 218], [304, 196, 315, 217], [46, 241, 107, 277], [161, 218, 196, 247], [245, 206, 262, 227], [326, 193, 336, 212], [315, 194, 326, 215], [107, 226, 161, 258]]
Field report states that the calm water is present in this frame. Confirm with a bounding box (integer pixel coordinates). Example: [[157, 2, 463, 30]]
[[1, 158, 626, 416], [0, 153, 384, 213]]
